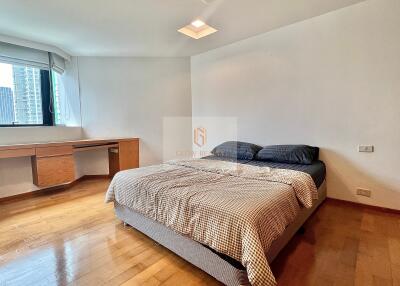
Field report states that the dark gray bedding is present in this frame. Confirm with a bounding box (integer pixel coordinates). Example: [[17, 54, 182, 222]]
[[202, 155, 326, 188]]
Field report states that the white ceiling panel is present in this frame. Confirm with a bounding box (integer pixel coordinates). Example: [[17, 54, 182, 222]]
[[0, 0, 366, 56]]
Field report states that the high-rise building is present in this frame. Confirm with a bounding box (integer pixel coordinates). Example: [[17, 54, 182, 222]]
[[12, 65, 42, 124], [0, 86, 14, 124]]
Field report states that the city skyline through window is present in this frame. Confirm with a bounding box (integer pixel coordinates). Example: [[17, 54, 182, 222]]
[[1, 61, 65, 126], [0, 62, 43, 125]]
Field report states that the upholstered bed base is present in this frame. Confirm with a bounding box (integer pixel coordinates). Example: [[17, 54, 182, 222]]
[[114, 180, 327, 286]]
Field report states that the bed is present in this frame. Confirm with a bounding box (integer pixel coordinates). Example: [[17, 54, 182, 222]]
[[106, 155, 326, 286]]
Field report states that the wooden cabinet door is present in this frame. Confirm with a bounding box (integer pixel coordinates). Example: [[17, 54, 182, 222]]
[[32, 155, 75, 187]]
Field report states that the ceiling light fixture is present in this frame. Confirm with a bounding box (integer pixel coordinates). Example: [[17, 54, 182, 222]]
[[191, 19, 205, 28], [178, 20, 217, 39]]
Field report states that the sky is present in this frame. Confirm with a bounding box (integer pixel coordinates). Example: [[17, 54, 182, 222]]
[[0, 63, 14, 88]]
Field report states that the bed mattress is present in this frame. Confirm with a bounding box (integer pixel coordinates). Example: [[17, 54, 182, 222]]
[[114, 180, 327, 286], [106, 158, 319, 286], [202, 155, 326, 188]]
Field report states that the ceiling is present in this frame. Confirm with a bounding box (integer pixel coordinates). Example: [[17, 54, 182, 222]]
[[0, 0, 365, 57]]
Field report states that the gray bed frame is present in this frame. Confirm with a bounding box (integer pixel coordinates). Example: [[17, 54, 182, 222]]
[[114, 180, 327, 286]]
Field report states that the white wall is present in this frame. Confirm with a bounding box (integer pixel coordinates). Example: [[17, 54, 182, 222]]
[[78, 57, 192, 174], [191, 0, 400, 210]]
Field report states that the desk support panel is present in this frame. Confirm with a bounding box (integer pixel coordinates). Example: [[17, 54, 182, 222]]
[[108, 139, 139, 177]]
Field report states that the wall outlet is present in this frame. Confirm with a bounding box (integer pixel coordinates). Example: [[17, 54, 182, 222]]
[[358, 145, 374, 152], [357, 188, 372, 198]]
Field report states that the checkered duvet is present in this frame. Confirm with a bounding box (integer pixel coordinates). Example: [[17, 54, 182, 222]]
[[106, 159, 318, 286]]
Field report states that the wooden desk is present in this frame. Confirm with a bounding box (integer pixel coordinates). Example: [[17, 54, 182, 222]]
[[0, 138, 139, 188]]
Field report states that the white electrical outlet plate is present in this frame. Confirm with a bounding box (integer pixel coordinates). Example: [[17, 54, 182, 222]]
[[357, 188, 372, 198], [358, 145, 374, 153]]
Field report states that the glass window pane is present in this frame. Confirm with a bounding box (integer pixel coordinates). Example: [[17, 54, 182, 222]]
[[51, 71, 64, 125], [0, 62, 43, 125]]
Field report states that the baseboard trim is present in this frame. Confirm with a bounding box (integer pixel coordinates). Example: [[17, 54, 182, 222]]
[[326, 198, 400, 215], [0, 175, 110, 204], [83, 175, 111, 180]]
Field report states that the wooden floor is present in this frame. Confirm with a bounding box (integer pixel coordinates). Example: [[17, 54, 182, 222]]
[[0, 179, 399, 286]]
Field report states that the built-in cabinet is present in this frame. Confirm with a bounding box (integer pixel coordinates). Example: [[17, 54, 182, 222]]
[[0, 138, 139, 188]]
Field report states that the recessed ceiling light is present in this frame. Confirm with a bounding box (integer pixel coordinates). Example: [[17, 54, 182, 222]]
[[191, 20, 205, 28], [178, 20, 217, 39]]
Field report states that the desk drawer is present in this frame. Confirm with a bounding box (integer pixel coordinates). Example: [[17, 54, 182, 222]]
[[36, 146, 73, 158], [32, 155, 75, 187], [0, 148, 35, 159]]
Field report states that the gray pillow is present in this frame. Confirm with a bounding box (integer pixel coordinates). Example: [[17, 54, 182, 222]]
[[255, 145, 319, 165], [211, 141, 262, 160]]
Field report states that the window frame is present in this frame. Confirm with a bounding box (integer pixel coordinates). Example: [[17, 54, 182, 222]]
[[0, 65, 55, 127]]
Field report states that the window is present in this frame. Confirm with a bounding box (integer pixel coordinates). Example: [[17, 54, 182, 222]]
[[51, 71, 64, 125], [0, 41, 67, 127], [0, 62, 54, 126]]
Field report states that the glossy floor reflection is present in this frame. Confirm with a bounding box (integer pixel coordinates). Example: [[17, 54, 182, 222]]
[[0, 179, 221, 286], [0, 178, 399, 286]]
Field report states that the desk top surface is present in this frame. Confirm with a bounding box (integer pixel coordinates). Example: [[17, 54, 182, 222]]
[[0, 138, 139, 151]]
